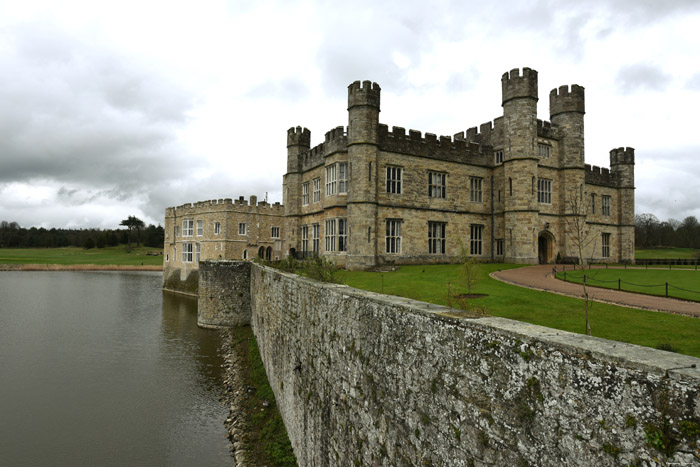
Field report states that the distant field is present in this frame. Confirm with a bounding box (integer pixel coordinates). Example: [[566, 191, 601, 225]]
[[342, 263, 700, 358], [0, 246, 163, 267], [556, 268, 700, 302], [635, 248, 700, 259]]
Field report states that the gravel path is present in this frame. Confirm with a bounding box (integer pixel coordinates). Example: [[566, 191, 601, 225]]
[[491, 264, 700, 318]]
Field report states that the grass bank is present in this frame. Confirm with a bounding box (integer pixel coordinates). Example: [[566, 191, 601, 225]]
[[342, 263, 700, 358], [556, 268, 700, 303], [635, 247, 700, 259], [0, 246, 163, 268]]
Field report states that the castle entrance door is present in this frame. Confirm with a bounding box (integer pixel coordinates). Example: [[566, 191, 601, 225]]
[[538, 231, 554, 264]]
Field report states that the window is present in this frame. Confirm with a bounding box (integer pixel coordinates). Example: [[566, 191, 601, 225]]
[[182, 242, 193, 263], [509, 178, 513, 196], [302, 182, 310, 206], [338, 219, 347, 252], [428, 222, 446, 254], [386, 219, 402, 253], [195, 243, 201, 263], [243, 249, 248, 260], [591, 194, 596, 214], [428, 172, 446, 199], [326, 164, 337, 196], [386, 166, 402, 194], [166, 254, 169, 262], [495, 150, 504, 164], [339, 162, 348, 193], [470, 177, 483, 203], [602, 233, 611, 258], [214, 222, 221, 235], [537, 178, 552, 204], [470, 224, 483, 255], [271, 227, 280, 238], [196, 220, 203, 236], [496, 239, 504, 256], [301, 225, 309, 254], [175, 226, 180, 237], [312, 224, 320, 253], [325, 219, 336, 252], [313, 178, 321, 202], [602, 195, 611, 216], [238, 223, 246, 235], [182, 219, 194, 237], [538, 144, 550, 158]]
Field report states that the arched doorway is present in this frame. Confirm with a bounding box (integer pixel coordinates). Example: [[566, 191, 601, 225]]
[[265, 246, 272, 261], [289, 248, 297, 259], [538, 231, 556, 264], [258, 246, 265, 258]]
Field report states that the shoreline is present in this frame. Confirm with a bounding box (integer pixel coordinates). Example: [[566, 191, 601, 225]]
[[0, 264, 163, 272]]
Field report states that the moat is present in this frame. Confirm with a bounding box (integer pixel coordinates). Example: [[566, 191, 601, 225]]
[[0, 271, 231, 466]]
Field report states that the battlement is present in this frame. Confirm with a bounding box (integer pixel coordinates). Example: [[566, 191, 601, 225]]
[[502, 67, 538, 104], [549, 85, 585, 116], [584, 164, 617, 187], [537, 119, 559, 139], [610, 147, 635, 166], [287, 126, 311, 148], [348, 80, 381, 109], [166, 195, 284, 217], [378, 124, 488, 165]]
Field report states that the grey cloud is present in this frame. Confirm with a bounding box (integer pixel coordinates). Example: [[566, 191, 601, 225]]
[[616, 64, 671, 93], [686, 73, 700, 91], [246, 78, 310, 101]]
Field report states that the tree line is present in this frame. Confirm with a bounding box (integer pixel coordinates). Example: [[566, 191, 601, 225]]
[[635, 214, 700, 249], [0, 219, 164, 249]]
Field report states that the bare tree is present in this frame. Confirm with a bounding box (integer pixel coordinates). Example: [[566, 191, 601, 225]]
[[564, 189, 597, 336]]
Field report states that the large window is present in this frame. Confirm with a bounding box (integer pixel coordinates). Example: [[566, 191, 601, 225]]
[[338, 162, 348, 193], [196, 220, 203, 236], [312, 224, 320, 253], [428, 172, 446, 199], [602, 233, 611, 258], [537, 178, 552, 204], [325, 219, 336, 252], [428, 222, 446, 254], [386, 219, 402, 253], [182, 242, 193, 263], [470, 224, 483, 255], [301, 225, 309, 254], [271, 227, 280, 238], [182, 219, 194, 237], [326, 164, 337, 196], [602, 195, 611, 216], [470, 177, 483, 203], [302, 182, 309, 206], [313, 178, 321, 202], [238, 223, 246, 235], [338, 219, 347, 252], [386, 166, 402, 194]]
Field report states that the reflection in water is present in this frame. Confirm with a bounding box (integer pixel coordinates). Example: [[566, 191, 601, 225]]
[[0, 271, 231, 467]]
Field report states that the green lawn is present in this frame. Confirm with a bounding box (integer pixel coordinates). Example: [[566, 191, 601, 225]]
[[556, 268, 700, 302], [635, 247, 700, 259], [341, 263, 700, 358], [0, 246, 163, 266]]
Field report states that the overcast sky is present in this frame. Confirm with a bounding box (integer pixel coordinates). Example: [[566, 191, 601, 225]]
[[1, 0, 699, 229]]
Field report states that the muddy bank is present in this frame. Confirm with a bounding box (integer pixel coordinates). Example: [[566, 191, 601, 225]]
[[0, 264, 162, 271]]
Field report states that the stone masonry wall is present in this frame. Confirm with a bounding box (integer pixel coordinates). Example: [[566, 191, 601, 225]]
[[198, 261, 251, 328], [243, 263, 700, 466]]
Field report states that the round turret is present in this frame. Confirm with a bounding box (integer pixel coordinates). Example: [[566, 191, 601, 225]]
[[501, 67, 538, 105], [549, 85, 585, 117], [348, 80, 381, 110], [286, 126, 310, 173]]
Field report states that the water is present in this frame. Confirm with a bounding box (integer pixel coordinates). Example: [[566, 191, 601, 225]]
[[0, 271, 231, 467]]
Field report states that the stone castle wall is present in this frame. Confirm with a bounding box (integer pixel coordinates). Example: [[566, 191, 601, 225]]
[[200, 262, 700, 466]]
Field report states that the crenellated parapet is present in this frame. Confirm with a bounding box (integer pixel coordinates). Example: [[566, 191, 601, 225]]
[[610, 147, 635, 166], [537, 119, 559, 139], [287, 126, 311, 148], [550, 85, 585, 117], [501, 67, 538, 104], [166, 196, 285, 217], [584, 164, 618, 188], [378, 124, 489, 165], [348, 80, 381, 109]]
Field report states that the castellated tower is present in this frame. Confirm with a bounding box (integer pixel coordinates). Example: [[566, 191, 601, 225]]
[[550, 84, 585, 258], [283, 126, 310, 255], [346, 81, 381, 270], [611, 147, 635, 262], [501, 68, 539, 263]]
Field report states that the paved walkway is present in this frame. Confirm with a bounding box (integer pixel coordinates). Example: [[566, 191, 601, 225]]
[[491, 264, 700, 318]]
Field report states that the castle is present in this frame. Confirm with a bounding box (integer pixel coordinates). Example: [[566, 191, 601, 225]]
[[163, 67, 634, 283]]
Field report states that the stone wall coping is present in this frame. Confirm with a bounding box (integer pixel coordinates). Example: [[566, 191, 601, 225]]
[[254, 263, 700, 381]]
